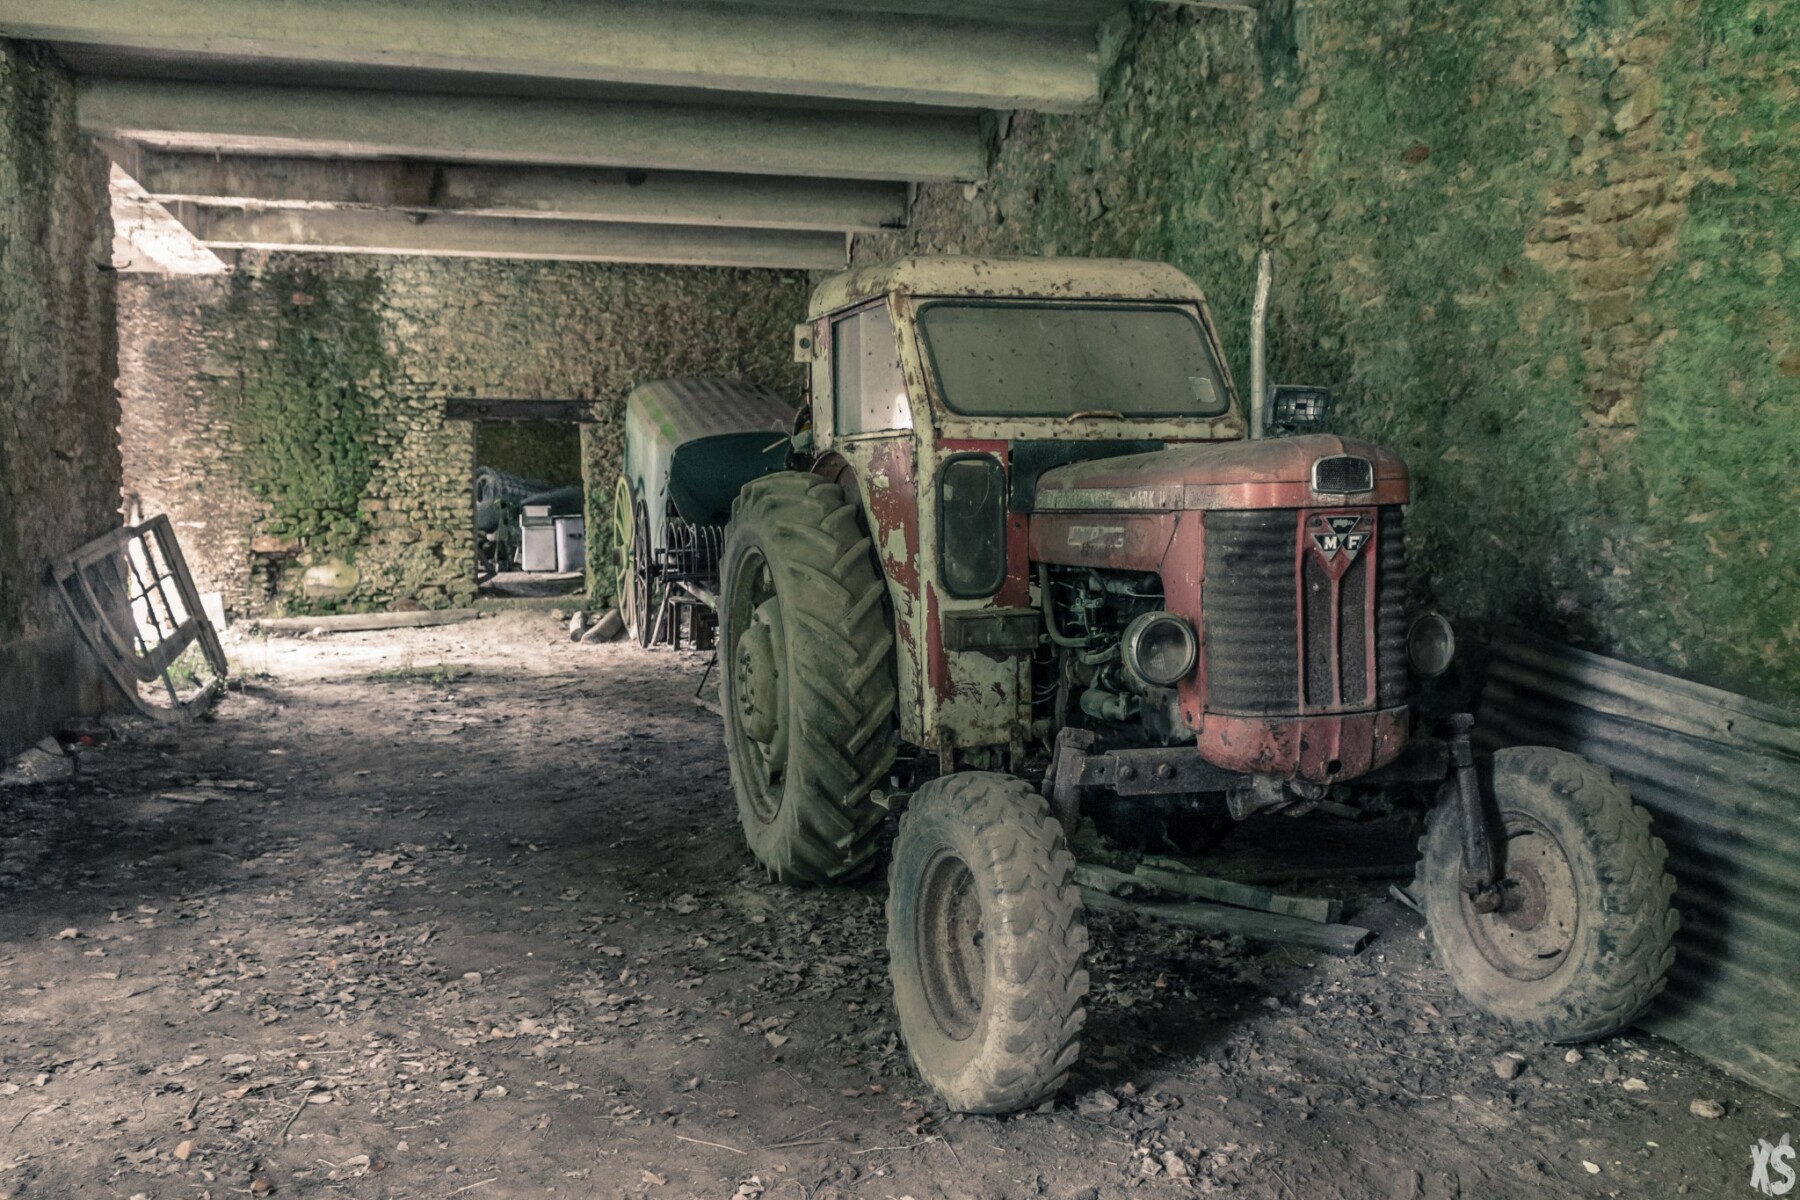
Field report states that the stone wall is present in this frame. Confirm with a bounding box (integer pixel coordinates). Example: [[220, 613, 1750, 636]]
[[859, 0, 1798, 707], [119, 257, 808, 616], [0, 39, 121, 757]]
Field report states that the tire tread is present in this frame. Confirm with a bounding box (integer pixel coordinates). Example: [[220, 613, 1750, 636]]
[[1415, 746, 1678, 1043], [722, 474, 897, 885], [887, 773, 1089, 1113]]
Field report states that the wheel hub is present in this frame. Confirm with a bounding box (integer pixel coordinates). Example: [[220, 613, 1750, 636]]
[[725, 553, 789, 827], [1497, 861, 1550, 931], [1460, 816, 1579, 982], [734, 620, 779, 744], [917, 851, 986, 1042]]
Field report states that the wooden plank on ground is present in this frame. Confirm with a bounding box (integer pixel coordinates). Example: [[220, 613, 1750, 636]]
[[1133, 859, 1343, 925], [1080, 887, 1374, 957], [252, 610, 484, 635]]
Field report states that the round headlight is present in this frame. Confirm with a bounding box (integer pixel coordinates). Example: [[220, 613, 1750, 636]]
[[1407, 613, 1456, 678], [1122, 612, 1197, 687]]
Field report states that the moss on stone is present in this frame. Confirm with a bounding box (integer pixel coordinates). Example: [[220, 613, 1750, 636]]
[[861, 0, 1797, 707], [0, 39, 119, 642], [475, 422, 583, 489], [209, 263, 391, 557], [140, 255, 805, 615], [1620, 0, 1800, 694]]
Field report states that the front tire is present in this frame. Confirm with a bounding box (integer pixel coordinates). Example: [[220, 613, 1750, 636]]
[[1416, 746, 1677, 1042], [719, 474, 896, 884], [888, 772, 1089, 1113]]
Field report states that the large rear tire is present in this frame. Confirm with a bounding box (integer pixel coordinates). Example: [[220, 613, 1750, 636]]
[[1416, 746, 1677, 1042], [719, 473, 896, 884], [888, 772, 1089, 1114]]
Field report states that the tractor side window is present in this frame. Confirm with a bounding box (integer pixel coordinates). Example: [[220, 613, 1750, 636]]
[[833, 305, 912, 437]]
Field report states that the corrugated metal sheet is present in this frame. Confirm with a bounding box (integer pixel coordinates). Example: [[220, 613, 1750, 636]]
[[1476, 633, 1800, 1102]]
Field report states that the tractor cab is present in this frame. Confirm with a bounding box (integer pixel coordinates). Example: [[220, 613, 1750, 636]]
[[797, 258, 1244, 762], [795, 257, 1409, 784]]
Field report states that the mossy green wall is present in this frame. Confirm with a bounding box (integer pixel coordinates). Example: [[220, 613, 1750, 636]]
[[120, 257, 806, 614], [861, 0, 1797, 706], [208, 263, 394, 556], [0, 39, 120, 753]]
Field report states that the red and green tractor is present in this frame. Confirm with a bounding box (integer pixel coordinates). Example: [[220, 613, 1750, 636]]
[[623, 256, 1678, 1115]]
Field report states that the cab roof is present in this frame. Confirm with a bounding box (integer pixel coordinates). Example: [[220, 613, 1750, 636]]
[[807, 256, 1210, 319]]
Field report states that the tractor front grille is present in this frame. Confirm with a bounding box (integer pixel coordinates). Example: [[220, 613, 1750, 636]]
[[1203, 510, 1301, 715], [1375, 507, 1408, 709], [1203, 506, 1408, 716]]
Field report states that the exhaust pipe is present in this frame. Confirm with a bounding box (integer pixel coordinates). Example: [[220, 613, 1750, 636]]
[[1248, 247, 1272, 439]]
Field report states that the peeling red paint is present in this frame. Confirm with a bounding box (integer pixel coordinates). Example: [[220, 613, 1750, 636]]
[[865, 439, 920, 591], [1197, 707, 1409, 783]]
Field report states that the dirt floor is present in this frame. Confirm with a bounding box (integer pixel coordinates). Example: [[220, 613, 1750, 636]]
[[1, 610, 1788, 1199]]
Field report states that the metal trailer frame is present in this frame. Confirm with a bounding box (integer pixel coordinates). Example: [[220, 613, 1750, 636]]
[[616, 378, 795, 647]]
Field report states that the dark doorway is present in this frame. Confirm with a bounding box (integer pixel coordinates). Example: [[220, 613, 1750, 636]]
[[473, 420, 584, 597]]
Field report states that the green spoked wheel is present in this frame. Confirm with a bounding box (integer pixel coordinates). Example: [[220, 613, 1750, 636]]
[[610, 477, 640, 640], [610, 477, 660, 647]]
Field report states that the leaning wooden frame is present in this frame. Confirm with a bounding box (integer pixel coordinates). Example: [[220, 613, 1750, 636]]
[[49, 515, 228, 721]]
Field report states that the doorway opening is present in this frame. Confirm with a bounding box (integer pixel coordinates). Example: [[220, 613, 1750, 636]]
[[473, 420, 584, 598]]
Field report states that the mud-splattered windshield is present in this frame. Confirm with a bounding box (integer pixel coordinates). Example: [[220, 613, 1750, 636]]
[[915, 301, 1231, 419]]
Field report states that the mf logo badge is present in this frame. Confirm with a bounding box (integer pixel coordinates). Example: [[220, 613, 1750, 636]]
[[1753, 1134, 1796, 1196], [1312, 515, 1368, 562]]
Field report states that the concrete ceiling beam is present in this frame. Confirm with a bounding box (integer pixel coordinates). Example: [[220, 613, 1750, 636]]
[[102, 144, 908, 233], [1, 0, 1099, 111], [79, 79, 982, 183], [168, 204, 849, 271]]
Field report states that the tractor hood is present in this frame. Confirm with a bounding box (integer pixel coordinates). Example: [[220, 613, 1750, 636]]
[[1029, 434, 1409, 513]]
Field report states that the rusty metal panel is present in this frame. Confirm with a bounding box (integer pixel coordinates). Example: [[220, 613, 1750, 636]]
[[1476, 633, 1800, 1103]]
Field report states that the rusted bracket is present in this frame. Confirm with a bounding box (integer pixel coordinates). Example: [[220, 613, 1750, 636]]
[[1045, 734, 1252, 839], [49, 515, 228, 722], [1076, 746, 1246, 795], [1043, 727, 1095, 839], [1447, 713, 1503, 913]]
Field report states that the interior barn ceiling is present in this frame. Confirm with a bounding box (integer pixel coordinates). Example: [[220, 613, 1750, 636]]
[[0, 0, 1174, 270]]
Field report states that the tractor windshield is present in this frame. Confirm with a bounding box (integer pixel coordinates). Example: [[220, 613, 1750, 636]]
[[915, 301, 1231, 419]]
